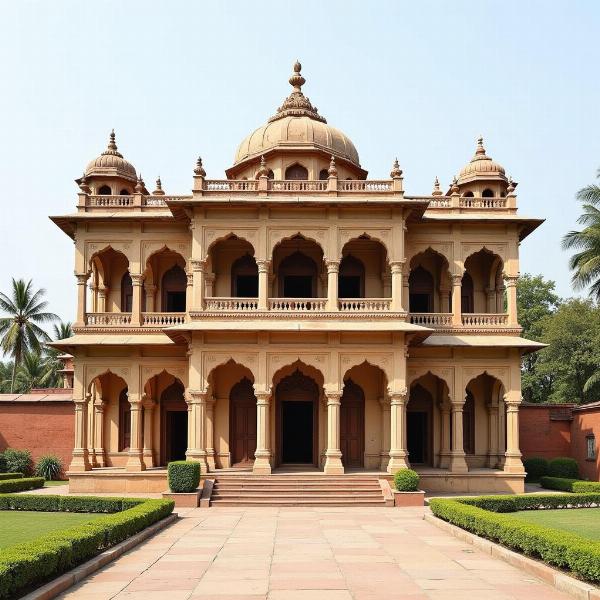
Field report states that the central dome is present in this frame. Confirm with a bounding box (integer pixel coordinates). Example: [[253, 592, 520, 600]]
[[229, 62, 362, 177]]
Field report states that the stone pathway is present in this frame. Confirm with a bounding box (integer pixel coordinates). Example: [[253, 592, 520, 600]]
[[57, 507, 572, 600]]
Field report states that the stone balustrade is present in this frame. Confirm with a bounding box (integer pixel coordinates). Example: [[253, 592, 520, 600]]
[[461, 313, 509, 326], [338, 298, 392, 312], [205, 297, 259, 311], [268, 298, 327, 311], [86, 312, 132, 326], [141, 312, 186, 326], [409, 313, 453, 327], [459, 197, 507, 209], [204, 180, 259, 191], [269, 180, 328, 192], [87, 195, 134, 207], [337, 180, 393, 192]]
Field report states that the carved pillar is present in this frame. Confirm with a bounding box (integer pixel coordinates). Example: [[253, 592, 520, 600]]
[[192, 260, 206, 311], [206, 396, 216, 470], [439, 403, 451, 469], [205, 273, 215, 298], [324, 390, 344, 474], [70, 395, 91, 472], [93, 400, 107, 467], [186, 271, 193, 314], [449, 398, 468, 473], [487, 404, 500, 469], [126, 395, 145, 471], [257, 260, 270, 310], [440, 287, 451, 314], [451, 273, 463, 326], [401, 270, 410, 312], [142, 395, 156, 468], [98, 286, 108, 313], [130, 273, 143, 326], [504, 393, 524, 473], [379, 395, 391, 472], [497, 285, 506, 314], [253, 389, 272, 474], [186, 389, 208, 471], [485, 287, 496, 313], [504, 275, 519, 327], [326, 260, 340, 311], [144, 284, 156, 312], [390, 261, 404, 311], [387, 389, 409, 473], [382, 273, 392, 298], [75, 272, 89, 326]]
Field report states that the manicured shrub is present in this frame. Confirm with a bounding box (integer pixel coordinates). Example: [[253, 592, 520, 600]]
[[0, 473, 23, 481], [0, 453, 6, 473], [458, 491, 600, 512], [523, 457, 549, 482], [35, 455, 63, 481], [2, 449, 32, 475], [168, 461, 200, 493], [572, 480, 600, 493], [0, 477, 44, 493], [548, 457, 579, 479], [540, 476, 600, 493], [393, 468, 420, 491]]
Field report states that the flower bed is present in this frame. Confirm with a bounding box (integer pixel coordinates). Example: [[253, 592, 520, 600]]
[[0, 494, 174, 599], [429, 493, 600, 584]]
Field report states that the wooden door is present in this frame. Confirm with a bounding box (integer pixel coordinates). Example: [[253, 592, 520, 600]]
[[229, 377, 257, 465], [340, 379, 365, 468]]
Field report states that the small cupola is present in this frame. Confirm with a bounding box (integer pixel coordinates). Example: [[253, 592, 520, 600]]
[[454, 137, 508, 198]]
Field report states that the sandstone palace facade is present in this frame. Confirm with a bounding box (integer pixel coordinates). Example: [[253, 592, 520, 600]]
[[52, 63, 543, 494]]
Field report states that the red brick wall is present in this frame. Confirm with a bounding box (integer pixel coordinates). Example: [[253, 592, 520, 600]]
[[519, 405, 572, 460], [571, 408, 600, 481], [0, 402, 74, 472]]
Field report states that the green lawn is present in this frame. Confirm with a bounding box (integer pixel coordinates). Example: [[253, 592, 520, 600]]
[[0, 511, 102, 549], [512, 508, 600, 541], [44, 480, 69, 487]]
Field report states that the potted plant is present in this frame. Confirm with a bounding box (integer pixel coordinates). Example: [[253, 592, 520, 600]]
[[392, 468, 425, 507], [162, 461, 202, 507]]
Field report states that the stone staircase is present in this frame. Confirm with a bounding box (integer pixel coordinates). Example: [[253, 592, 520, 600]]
[[209, 474, 390, 507]]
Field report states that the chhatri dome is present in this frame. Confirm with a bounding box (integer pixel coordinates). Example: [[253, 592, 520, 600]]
[[457, 136, 507, 185], [84, 130, 137, 182], [227, 61, 366, 180]]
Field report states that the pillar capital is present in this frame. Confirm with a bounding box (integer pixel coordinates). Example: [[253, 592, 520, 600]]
[[389, 260, 405, 274], [325, 259, 340, 274], [75, 272, 89, 285], [256, 259, 271, 273], [451, 273, 464, 285], [130, 273, 144, 286], [254, 389, 271, 405], [388, 388, 407, 405], [324, 390, 342, 405], [503, 273, 519, 287], [191, 258, 208, 273], [186, 389, 208, 404]]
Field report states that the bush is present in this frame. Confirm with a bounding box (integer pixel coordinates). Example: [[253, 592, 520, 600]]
[[429, 496, 600, 583], [0, 473, 23, 481], [0, 477, 44, 494], [0, 495, 175, 599], [35, 455, 63, 481], [168, 461, 200, 493], [540, 476, 600, 493], [458, 491, 600, 512], [393, 468, 420, 491], [523, 457, 549, 482], [548, 457, 579, 479], [0, 454, 6, 473], [573, 481, 600, 493], [2, 449, 32, 475]]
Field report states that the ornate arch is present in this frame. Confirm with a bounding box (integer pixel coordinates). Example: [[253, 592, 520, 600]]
[[204, 230, 259, 258], [202, 353, 258, 391], [269, 356, 327, 389], [338, 229, 392, 261], [86, 243, 131, 272], [462, 244, 506, 265], [141, 365, 188, 390], [85, 366, 129, 393], [268, 230, 327, 260], [462, 367, 509, 395], [339, 355, 392, 385], [406, 365, 454, 390], [142, 243, 188, 272], [405, 243, 452, 269]]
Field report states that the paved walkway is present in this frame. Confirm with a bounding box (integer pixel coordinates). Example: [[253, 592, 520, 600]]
[[57, 507, 571, 600]]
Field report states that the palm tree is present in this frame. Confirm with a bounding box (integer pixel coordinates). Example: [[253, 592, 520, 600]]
[[562, 168, 600, 299], [0, 360, 13, 393], [0, 279, 58, 392], [14, 352, 54, 392], [43, 321, 73, 387]]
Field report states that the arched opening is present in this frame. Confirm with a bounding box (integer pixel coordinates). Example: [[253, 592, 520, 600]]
[[120, 273, 133, 312], [461, 272, 474, 313], [409, 267, 434, 312], [463, 391, 475, 455], [318, 169, 329, 180], [98, 185, 111, 195], [118, 388, 131, 452], [463, 249, 504, 314], [161, 265, 187, 311], [464, 191, 474, 197], [285, 163, 308, 180], [267, 169, 274, 180], [340, 379, 365, 467], [89, 247, 130, 314], [339, 255, 365, 298], [231, 254, 258, 297], [409, 249, 451, 313], [276, 369, 319, 465], [229, 377, 257, 466], [407, 383, 433, 465], [119, 188, 130, 195], [160, 380, 187, 464], [482, 188, 494, 198]]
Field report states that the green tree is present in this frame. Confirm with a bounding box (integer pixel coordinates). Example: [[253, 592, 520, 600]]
[[562, 168, 600, 299], [43, 321, 73, 387], [0, 360, 13, 393], [0, 279, 58, 392], [14, 352, 54, 392]]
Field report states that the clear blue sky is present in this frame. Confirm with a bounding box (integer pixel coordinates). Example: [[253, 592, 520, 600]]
[[1, 0, 599, 323]]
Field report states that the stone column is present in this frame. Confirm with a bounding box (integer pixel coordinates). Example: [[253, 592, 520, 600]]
[[497, 285, 506, 314], [485, 287, 496, 313], [503, 393, 525, 473], [257, 260, 270, 310], [440, 287, 451, 314], [144, 284, 156, 312], [451, 273, 463, 326], [206, 396, 216, 470], [504, 275, 519, 327], [449, 398, 468, 473], [93, 400, 107, 467], [383, 273, 392, 298], [486, 404, 500, 469], [130, 273, 143, 326], [324, 390, 344, 474], [186, 271, 193, 313], [186, 389, 209, 471], [438, 403, 451, 469], [326, 260, 340, 311], [70, 395, 91, 472], [191, 259, 206, 311], [126, 395, 145, 471], [387, 390, 409, 473], [75, 272, 89, 326], [390, 261, 404, 311], [98, 286, 108, 313], [253, 389, 272, 474], [142, 396, 156, 468], [379, 395, 391, 472]]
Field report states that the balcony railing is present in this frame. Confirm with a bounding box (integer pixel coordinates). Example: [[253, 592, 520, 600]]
[[86, 312, 132, 326], [409, 313, 453, 327], [205, 297, 259, 311], [141, 312, 186, 326], [461, 313, 508, 326], [339, 298, 392, 312], [268, 298, 327, 311], [88, 195, 133, 207]]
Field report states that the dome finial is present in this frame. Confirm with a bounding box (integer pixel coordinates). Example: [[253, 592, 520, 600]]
[[451, 176, 460, 194], [475, 135, 486, 157], [390, 158, 402, 179], [135, 174, 145, 194], [432, 176, 443, 196], [153, 176, 165, 195], [102, 129, 123, 158], [289, 60, 305, 92], [328, 155, 338, 177], [194, 156, 206, 177], [256, 155, 270, 178]]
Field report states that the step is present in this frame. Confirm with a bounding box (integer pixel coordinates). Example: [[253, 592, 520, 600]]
[[212, 491, 384, 499], [213, 483, 381, 489], [211, 499, 386, 506], [212, 487, 381, 493]]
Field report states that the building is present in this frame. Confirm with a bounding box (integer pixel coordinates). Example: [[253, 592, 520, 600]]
[[51, 62, 544, 494]]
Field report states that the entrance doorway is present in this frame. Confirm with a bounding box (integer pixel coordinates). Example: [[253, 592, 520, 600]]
[[276, 369, 318, 465], [168, 411, 188, 461], [340, 379, 365, 467], [407, 383, 433, 465], [229, 377, 257, 466], [160, 380, 188, 465]]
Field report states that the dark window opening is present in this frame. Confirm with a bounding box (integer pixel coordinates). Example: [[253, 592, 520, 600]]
[[409, 266, 433, 312], [318, 169, 329, 180], [119, 188, 130, 195], [231, 254, 258, 297], [278, 251, 317, 298], [119, 388, 131, 451], [98, 185, 111, 195], [121, 273, 133, 312], [161, 265, 187, 311], [339, 255, 365, 298], [464, 191, 474, 197], [284, 275, 313, 297], [482, 188, 494, 197], [463, 391, 475, 454], [461, 272, 474, 313], [285, 164, 308, 180]]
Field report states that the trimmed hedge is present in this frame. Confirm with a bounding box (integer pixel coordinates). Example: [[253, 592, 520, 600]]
[[393, 468, 420, 491], [0, 473, 24, 481], [2, 449, 32, 475], [540, 476, 600, 493], [168, 461, 200, 493], [523, 457, 548, 482], [0, 495, 174, 599], [430, 493, 600, 583], [0, 477, 44, 493], [548, 457, 579, 479]]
